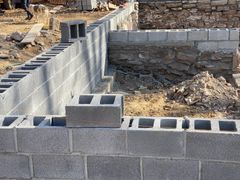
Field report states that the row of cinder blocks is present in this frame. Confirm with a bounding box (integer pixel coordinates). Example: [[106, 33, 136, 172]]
[[1, 115, 240, 162], [1, 153, 240, 180], [109, 29, 239, 48]]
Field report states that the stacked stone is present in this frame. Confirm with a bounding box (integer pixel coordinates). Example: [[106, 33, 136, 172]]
[[138, 0, 240, 29]]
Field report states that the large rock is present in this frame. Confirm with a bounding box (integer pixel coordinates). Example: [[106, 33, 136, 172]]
[[10, 32, 24, 42]]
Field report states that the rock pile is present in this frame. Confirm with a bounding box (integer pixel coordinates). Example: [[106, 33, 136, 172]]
[[167, 71, 239, 111]]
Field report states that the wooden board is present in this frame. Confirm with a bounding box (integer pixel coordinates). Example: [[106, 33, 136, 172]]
[[21, 23, 44, 44]]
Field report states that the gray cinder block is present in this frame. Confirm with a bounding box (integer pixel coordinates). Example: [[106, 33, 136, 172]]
[[17, 116, 69, 153], [142, 158, 199, 180], [197, 41, 218, 51], [127, 128, 184, 157], [167, 30, 188, 41], [148, 30, 168, 41], [128, 31, 148, 42], [209, 29, 229, 40], [201, 161, 240, 180], [0, 115, 24, 152], [230, 29, 239, 40], [33, 155, 85, 179], [217, 41, 239, 50], [188, 29, 208, 41], [0, 154, 30, 179], [72, 128, 127, 154], [109, 31, 129, 42], [60, 20, 86, 43], [87, 156, 141, 180], [66, 94, 123, 128], [186, 130, 240, 161]]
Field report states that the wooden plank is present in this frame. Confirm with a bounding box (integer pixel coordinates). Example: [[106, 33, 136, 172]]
[[21, 23, 44, 44]]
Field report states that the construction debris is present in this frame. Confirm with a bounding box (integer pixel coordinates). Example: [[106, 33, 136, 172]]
[[21, 24, 44, 44], [167, 71, 239, 111]]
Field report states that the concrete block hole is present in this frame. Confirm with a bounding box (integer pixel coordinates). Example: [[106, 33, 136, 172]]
[[0, 83, 12, 88], [51, 117, 66, 126], [139, 118, 154, 128], [194, 120, 211, 130], [100, 95, 115, 104], [8, 74, 26, 79], [0, 89, 6, 93], [219, 121, 237, 132], [1, 78, 21, 82], [79, 95, 93, 104], [70, 25, 78, 39], [79, 24, 86, 37], [0, 116, 18, 126], [160, 119, 177, 129]]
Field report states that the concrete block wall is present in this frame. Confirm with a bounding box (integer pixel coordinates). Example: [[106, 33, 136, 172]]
[[109, 29, 240, 51], [0, 3, 135, 115], [1, 115, 240, 179]]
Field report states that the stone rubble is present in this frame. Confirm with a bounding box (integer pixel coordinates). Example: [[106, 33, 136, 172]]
[[167, 71, 239, 111]]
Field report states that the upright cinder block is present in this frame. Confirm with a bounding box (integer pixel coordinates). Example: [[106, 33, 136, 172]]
[[109, 31, 129, 42], [33, 155, 85, 179], [128, 31, 148, 42], [127, 117, 185, 157], [148, 30, 168, 41], [0, 154, 30, 179], [230, 29, 239, 40], [17, 116, 69, 153], [66, 94, 123, 127], [142, 158, 199, 180], [188, 29, 208, 41], [0, 115, 25, 152], [167, 30, 188, 41], [72, 128, 127, 154], [87, 156, 141, 180], [201, 161, 240, 180], [60, 20, 86, 42]]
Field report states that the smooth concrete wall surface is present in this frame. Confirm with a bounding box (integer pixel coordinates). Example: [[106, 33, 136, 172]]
[[0, 115, 240, 179], [0, 3, 135, 115]]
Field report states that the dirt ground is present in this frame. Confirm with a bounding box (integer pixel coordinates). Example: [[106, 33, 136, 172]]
[[113, 70, 240, 119], [0, 5, 110, 76]]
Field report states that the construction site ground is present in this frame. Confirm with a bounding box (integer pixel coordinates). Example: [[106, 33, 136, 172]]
[[0, 5, 109, 76]]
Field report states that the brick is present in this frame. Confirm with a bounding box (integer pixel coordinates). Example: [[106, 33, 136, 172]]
[[87, 156, 141, 180], [167, 30, 188, 41], [17, 125, 69, 153], [72, 128, 127, 154], [66, 94, 123, 128], [217, 41, 239, 50], [127, 130, 184, 157], [128, 31, 148, 42], [202, 161, 240, 180], [209, 29, 229, 40], [186, 131, 240, 161], [33, 155, 85, 179], [188, 29, 208, 41], [0, 154, 30, 179], [230, 29, 239, 40], [109, 31, 129, 42], [143, 158, 199, 180], [197, 41, 218, 51], [148, 30, 168, 41]]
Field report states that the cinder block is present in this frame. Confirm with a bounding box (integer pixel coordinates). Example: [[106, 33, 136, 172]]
[[209, 29, 229, 40], [60, 20, 86, 42], [87, 156, 141, 180], [186, 131, 240, 161], [217, 41, 239, 50], [0, 116, 24, 152], [66, 94, 123, 128], [188, 29, 208, 41], [128, 31, 148, 42], [142, 158, 199, 180], [33, 155, 85, 179], [148, 30, 168, 41], [201, 161, 240, 180], [72, 128, 127, 154], [17, 116, 69, 153], [0, 154, 30, 179], [230, 29, 239, 40], [167, 30, 188, 41], [197, 41, 218, 51], [109, 31, 129, 42], [127, 129, 184, 157]]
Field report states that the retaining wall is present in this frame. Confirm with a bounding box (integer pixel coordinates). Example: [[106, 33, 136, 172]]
[[0, 4, 135, 115], [138, 0, 240, 29], [1, 115, 240, 179], [109, 29, 239, 82]]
